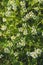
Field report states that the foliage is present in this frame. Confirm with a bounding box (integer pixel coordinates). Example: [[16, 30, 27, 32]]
[[0, 0, 43, 65]]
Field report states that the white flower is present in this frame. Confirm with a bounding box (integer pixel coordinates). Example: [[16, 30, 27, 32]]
[[29, 11, 34, 17], [7, 41, 13, 47], [10, 0, 13, 4], [30, 52, 38, 58], [29, 11, 36, 20], [4, 48, 10, 53], [26, 13, 30, 19], [22, 11, 35, 21], [31, 26, 37, 35], [19, 38, 26, 46], [18, 27, 23, 32], [19, 42, 25, 47], [30, 48, 42, 58], [16, 33, 20, 37], [8, 0, 14, 5], [5, 11, 11, 17], [22, 23, 27, 27], [22, 14, 29, 21], [0, 54, 3, 58], [23, 29, 28, 35], [11, 35, 16, 40], [1, 25, 7, 31], [8, 0, 17, 11], [26, 52, 30, 56], [12, 4, 17, 11], [22, 13, 29, 21], [17, 38, 26, 47], [35, 49, 42, 55], [22, 7, 27, 12], [14, 52, 19, 57], [20, 1, 25, 7], [3, 18, 6, 22], [7, 6, 11, 11]]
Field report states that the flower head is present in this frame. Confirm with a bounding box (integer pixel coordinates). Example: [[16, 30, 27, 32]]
[[31, 26, 37, 35], [3, 18, 6, 22], [1, 25, 7, 31], [4, 48, 10, 53], [0, 54, 3, 59], [30, 52, 38, 58]]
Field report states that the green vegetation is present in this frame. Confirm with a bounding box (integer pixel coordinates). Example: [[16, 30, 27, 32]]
[[0, 0, 43, 65]]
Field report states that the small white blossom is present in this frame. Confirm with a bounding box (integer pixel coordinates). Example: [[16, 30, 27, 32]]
[[22, 11, 35, 21], [22, 23, 27, 28], [0, 54, 3, 58], [5, 11, 11, 17], [26, 51, 30, 56], [4, 48, 10, 53], [29, 11, 36, 19], [17, 38, 26, 47], [20, 1, 25, 7], [30, 48, 42, 58], [7, 41, 13, 47], [16, 33, 20, 37], [3, 18, 6, 22], [23, 29, 28, 35], [7, 6, 11, 11], [22, 13, 29, 21], [18, 27, 23, 32], [12, 4, 17, 11], [22, 7, 27, 13], [26, 13, 30, 19], [31, 26, 37, 35], [8, 0, 17, 11], [20, 1, 27, 13], [29, 11, 34, 17], [1, 25, 7, 31], [35, 49, 42, 55], [9, 0, 13, 4], [8, 0, 14, 5], [14, 52, 19, 57], [20, 38, 26, 46], [30, 52, 38, 58], [11, 35, 16, 40], [19, 42, 25, 47]]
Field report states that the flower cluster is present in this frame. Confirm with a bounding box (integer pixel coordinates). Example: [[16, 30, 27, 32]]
[[22, 11, 37, 21], [20, 1, 27, 15], [26, 49, 42, 58]]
